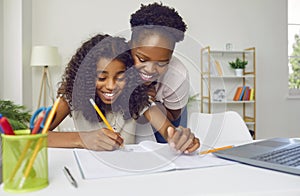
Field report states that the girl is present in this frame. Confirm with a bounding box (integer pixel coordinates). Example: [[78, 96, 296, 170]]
[[48, 33, 199, 153], [48, 34, 149, 151]]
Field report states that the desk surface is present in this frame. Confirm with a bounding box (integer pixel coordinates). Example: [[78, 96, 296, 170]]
[[1, 147, 300, 196]]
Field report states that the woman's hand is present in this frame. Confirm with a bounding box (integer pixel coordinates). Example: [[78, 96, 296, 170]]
[[79, 128, 123, 151], [167, 126, 200, 154], [147, 84, 157, 102]]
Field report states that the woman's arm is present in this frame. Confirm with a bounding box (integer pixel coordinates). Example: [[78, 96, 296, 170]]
[[148, 88, 182, 121], [143, 104, 173, 139], [153, 101, 182, 122], [143, 105, 200, 153]]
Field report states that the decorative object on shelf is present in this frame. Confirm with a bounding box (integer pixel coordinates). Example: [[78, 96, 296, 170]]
[[225, 43, 233, 51], [30, 46, 60, 109], [213, 89, 226, 102], [229, 57, 248, 76]]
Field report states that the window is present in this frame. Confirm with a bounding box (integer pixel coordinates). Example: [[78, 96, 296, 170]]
[[288, 0, 300, 96]]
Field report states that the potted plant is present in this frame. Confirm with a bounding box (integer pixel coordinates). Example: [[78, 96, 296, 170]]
[[0, 100, 31, 130], [229, 58, 248, 76]]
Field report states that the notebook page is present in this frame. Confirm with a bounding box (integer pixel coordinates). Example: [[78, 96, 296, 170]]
[[73, 142, 176, 179], [73, 141, 235, 179]]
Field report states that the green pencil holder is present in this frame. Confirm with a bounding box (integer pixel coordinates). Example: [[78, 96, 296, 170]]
[[1, 131, 48, 193]]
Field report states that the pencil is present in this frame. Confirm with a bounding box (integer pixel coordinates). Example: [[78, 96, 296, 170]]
[[199, 145, 233, 155], [41, 95, 62, 134], [89, 98, 114, 132], [31, 111, 45, 134], [18, 96, 62, 188]]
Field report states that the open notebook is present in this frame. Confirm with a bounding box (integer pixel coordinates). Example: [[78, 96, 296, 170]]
[[73, 141, 235, 179], [213, 138, 300, 175]]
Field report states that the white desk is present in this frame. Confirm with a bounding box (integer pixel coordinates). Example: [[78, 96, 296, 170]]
[[1, 147, 300, 196]]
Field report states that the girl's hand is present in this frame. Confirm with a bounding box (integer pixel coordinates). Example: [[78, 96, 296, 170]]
[[167, 126, 200, 154], [79, 128, 123, 151]]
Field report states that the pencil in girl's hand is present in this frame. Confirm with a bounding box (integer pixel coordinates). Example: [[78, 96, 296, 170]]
[[89, 98, 126, 149], [89, 98, 114, 132]]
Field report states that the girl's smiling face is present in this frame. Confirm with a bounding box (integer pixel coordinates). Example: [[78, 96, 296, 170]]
[[96, 58, 126, 105]]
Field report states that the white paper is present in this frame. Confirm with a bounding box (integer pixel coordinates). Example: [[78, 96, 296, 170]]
[[73, 141, 235, 179]]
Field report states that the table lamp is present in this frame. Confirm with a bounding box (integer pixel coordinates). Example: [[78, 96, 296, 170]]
[[30, 46, 60, 108]]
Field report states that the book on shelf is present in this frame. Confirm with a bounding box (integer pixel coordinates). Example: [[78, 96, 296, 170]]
[[233, 86, 253, 101], [249, 88, 255, 100], [233, 86, 243, 101], [242, 86, 250, 101], [209, 59, 218, 76], [214, 60, 223, 76], [207, 59, 222, 76], [238, 86, 247, 101]]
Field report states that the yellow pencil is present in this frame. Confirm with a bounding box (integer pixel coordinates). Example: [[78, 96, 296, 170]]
[[89, 98, 114, 132], [41, 95, 62, 134], [18, 96, 62, 188], [199, 145, 233, 155]]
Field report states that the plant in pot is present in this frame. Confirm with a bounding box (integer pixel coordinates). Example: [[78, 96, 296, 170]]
[[0, 100, 31, 130], [0, 100, 31, 171], [229, 57, 248, 76]]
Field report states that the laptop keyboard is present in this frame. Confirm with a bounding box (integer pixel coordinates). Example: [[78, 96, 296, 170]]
[[252, 145, 300, 167]]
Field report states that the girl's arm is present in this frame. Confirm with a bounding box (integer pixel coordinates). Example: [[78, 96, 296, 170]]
[[49, 97, 70, 131], [47, 97, 123, 151], [47, 129, 123, 151]]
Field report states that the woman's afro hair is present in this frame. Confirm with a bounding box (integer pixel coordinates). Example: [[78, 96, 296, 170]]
[[130, 2, 187, 42]]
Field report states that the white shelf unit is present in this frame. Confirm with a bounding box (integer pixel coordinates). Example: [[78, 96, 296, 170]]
[[200, 46, 256, 138]]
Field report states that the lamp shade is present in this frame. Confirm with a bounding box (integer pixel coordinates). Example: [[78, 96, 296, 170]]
[[30, 45, 60, 67]]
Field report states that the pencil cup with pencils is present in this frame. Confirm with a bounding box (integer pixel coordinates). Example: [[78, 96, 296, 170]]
[[1, 130, 48, 193]]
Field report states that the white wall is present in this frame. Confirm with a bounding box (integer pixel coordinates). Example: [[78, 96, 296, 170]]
[[22, 0, 32, 109], [2, 0, 299, 138], [3, 0, 23, 104], [0, 0, 3, 99], [0, 0, 32, 107]]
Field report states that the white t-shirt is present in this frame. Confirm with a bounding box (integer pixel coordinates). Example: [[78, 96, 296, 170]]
[[72, 110, 155, 144], [156, 56, 190, 110]]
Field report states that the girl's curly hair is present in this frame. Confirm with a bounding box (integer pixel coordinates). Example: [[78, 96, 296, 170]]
[[130, 2, 187, 43], [57, 34, 150, 122]]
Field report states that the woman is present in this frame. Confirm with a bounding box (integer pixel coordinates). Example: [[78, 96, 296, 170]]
[[130, 2, 193, 145]]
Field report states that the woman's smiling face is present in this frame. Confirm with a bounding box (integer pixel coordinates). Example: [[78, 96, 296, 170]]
[[95, 58, 126, 105], [131, 33, 174, 85]]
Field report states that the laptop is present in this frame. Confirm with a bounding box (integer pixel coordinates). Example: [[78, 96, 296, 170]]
[[213, 138, 300, 175]]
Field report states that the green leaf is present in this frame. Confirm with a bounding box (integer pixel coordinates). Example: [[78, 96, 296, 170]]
[[0, 100, 31, 130], [229, 58, 248, 69]]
